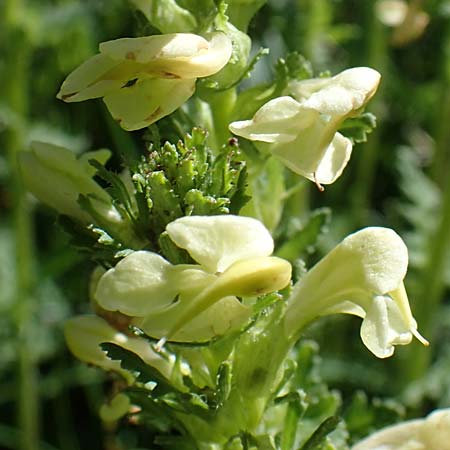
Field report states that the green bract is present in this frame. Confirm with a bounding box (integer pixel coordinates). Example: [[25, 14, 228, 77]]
[[130, 0, 197, 33], [284, 227, 428, 358], [57, 32, 232, 130], [94, 215, 292, 343], [352, 408, 450, 450], [229, 67, 381, 187]]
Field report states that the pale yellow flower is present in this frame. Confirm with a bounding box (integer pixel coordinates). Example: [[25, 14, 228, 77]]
[[57, 32, 232, 130], [284, 227, 428, 358], [352, 408, 450, 450], [229, 67, 380, 188], [94, 215, 292, 345]]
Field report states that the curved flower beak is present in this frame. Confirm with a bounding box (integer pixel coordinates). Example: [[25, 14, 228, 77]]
[[352, 408, 450, 450], [156, 255, 292, 346], [57, 32, 232, 130], [284, 227, 428, 358], [229, 67, 380, 187]]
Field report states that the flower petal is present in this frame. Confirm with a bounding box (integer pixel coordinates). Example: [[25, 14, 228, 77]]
[[95, 251, 178, 316], [352, 408, 450, 450], [288, 67, 381, 115], [271, 123, 353, 184], [134, 296, 251, 342], [103, 77, 195, 130], [173, 32, 233, 78], [64, 315, 171, 377], [360, 295, 413, 358], [229, 96, 310, 143], [57, 54, 121, 102], [99, 32, 232, 79], [19, 142, 112, 222], [166, 215, 274, 273], [339, 227, 409, 293], [99, 33, 209, 63]]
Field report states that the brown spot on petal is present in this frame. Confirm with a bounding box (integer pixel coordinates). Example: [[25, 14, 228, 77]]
[[145, 107, 162, 123], [197, 42, 209, 51], [162, 71, 181, 79], [96, 308, 133, 334], [60, 92, 78, 100], [126, 51, 136, 60]]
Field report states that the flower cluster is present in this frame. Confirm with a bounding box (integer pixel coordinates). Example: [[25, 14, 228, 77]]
[[93, 215, 291, 344]]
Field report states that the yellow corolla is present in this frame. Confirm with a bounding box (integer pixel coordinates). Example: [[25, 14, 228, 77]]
[[57, 32, 232, 130]]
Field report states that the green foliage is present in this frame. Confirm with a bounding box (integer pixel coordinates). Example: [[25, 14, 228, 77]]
[[344, 391, 405, 445], [55, 127, 249, 266], [276, 209, 331, 264], [135, 127, 250, 237], [299, 416, 341, 450], [339, 113, 377, 144], [275, 53, 315, 87]]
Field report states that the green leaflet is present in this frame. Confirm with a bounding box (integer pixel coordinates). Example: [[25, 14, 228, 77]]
[[339, 113, 377, 144]]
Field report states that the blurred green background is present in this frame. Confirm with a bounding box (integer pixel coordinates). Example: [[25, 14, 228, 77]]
[[1, 0, 450, 449]]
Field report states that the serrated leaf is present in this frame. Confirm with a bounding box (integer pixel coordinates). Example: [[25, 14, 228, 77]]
[[276, 209, 331, 261], [276, 52, 314, 86], [339, 113, 377, 144], [89, 159, 136, 221], [277, 391, 308, 450], [101, 343, 175, 395], [299, 416, 341, 450], [215, 361, 233, 408]]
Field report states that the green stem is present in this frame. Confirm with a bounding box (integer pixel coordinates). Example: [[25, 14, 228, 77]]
[[3, 1, 38, 449], [297, 0, 331, 67], [208, 88, 237, 150], [403, 103, 450, 383], [430, 20, 450, 187], [402, 19, 450, 384], [350, 0, 387, 225]]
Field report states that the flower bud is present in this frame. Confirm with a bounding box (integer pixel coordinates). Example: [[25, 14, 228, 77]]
[[19, 141, 113, 223]]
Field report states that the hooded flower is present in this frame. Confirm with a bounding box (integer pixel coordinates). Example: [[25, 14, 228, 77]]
[[284, 227, 428, 358], [57, 32, 232, 130], [352, 408, 450, 450], [94, 215, 292, 344], [229, 67, 380, 188]]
